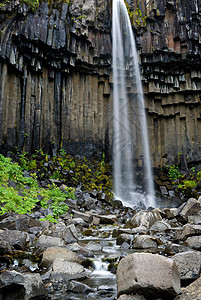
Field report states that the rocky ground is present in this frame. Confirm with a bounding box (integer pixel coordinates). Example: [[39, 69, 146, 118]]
[[0, 187, 201, 300]]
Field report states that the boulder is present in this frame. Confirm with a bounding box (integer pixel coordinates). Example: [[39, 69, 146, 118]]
[[163, 208, 177, 219], [51, 258, 85, 281], [185, 236, 201, 250], [37, 235, 64, 248], [84, 241, 102, 252], [98, 215, 118, 224], [173, 251, 201, 284], [132, 235, 158, 249], [63, 224, 79, 243], [0, 230, 29, 250], [41, 246, 82, 267], [117, 234, 134, 245], [176, 224, 201, 241], [149, 220, 171, 232], [116, 253, 181, 299], [118, 295, 146, 300], [0, 214, 41, 231], [67, 280, 93, 293], [175, 276, 201, 300], [0, 270, 47, 300], [72, 210, 93, 223], [125, 210, 162, 229], [175, 198, 201, 221], [188, 213, 201, 224]]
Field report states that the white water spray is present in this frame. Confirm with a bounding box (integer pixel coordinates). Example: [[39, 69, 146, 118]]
[[112, 0, 155, 208]]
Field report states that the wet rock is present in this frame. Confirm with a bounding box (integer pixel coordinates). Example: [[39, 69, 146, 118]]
[[98, 214, 118, 224], [164, 242, 189, 255], [68, 218, 87, 230], [188, 213, 201, 224], [0, 230, 29, 250], [117, 234, 134, 245], [175, 276, 201, 300], [20, 259, 39, 271], [66, 242, 93, 257], [0, 214, 41, 231], [176, 224, 201, 241], [185, 236, 201, 250], [72, 210, 93, 223], [67, 280, 93, 293], [118, 294, 146, 300], [84, 197, 98, 210], [116, 253, 181, 299], [37, 235, 64, 248], [63, 224, 79, 243], [51, 258, 85, 281], [84, 241, 102, 252], [175, 198, 201, 222], [0, 270, 47, 300], [163, 208, 177, 219], [132, 235, 158, 249], [125, 210, 162, 229], [41, 247, 82, 267], [172, 251, 201, 284], [0, 240, 13, 255], [149, 220, 171, 232]]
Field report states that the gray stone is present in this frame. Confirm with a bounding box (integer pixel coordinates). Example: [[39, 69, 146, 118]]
[[132, 235, 158, 249], [98, 214, 118, 224], [185, 236, 201, 250], [0, 214, 41, 231], [41, 246, 81, 267], [72, 210, 93, 223], [51, 258, 85, 281], [149, 220, 171, 232], [163, 208, 177, 219], [117, 234, 134, 245], [0, 229, 29, 250], [37, 235, 64, 248], [188, 213, 201, 224], [67, 280, 93, 293], [173, 251, 201, 283], [176, 224, 201, 241], [117, 253, 181, 298], [63, 224, 79, 243], [84, 241, 102, 252], [118, 295, 146, 300], [175, 276, 201, 300], [0, 270, 47, 300], [176, 198, 201, 221], [125, 210, 162, 229]]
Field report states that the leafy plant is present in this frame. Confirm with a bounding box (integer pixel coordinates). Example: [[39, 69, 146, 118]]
[[0, 154, 74, 221], [167, 165, 181, 180]]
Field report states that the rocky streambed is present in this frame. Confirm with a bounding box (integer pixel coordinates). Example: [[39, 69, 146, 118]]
[[0, 194, 201, 300]]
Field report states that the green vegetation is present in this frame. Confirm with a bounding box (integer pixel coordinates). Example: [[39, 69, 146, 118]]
[[18, 149, 112, 199], [166, 163, 201, 198], [0, 153, 73, 221], [167, 165, 181, 180], [0, 149, 112, 221]]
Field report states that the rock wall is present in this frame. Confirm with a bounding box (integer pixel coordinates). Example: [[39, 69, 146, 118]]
[[0, 0, 112, 158], [0, 0, 201, 166]]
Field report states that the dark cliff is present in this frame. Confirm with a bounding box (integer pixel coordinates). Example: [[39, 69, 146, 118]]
[[0, 0, 201, 167]]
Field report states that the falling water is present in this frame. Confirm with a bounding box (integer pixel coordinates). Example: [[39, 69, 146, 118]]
[[112, 0, 156, 208]]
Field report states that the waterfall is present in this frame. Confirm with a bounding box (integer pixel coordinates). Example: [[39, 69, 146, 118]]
[[112, 0, 156, 208]]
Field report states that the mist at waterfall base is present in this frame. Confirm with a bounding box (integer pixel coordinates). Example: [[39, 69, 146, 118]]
[[112, 0, 156, 209]]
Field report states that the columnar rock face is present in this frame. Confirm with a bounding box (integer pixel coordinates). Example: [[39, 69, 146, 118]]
[[0, 0, 201, 166], [0, 0, 112, 158]]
